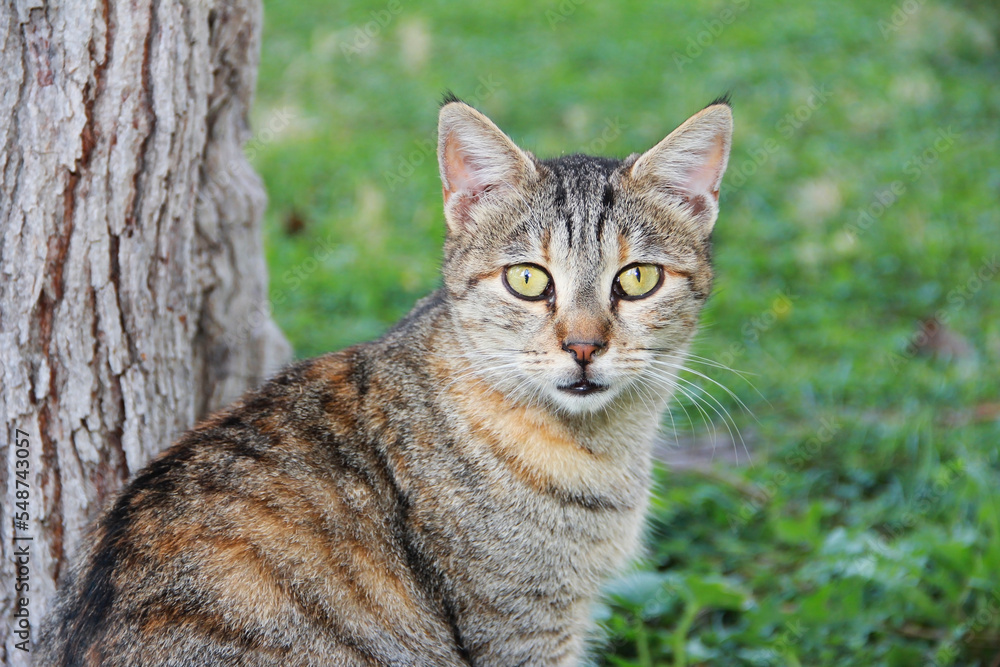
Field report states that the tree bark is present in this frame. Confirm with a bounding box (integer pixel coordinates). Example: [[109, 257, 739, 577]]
[[0, 1, 291, 663]]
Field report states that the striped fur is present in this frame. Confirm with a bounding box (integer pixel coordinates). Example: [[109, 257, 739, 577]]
[[38, 100, 732, 666]]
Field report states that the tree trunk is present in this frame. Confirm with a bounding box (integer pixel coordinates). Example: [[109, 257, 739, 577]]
[[0, 1, 291, 663]]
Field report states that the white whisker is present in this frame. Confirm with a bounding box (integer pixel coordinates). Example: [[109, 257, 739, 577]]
[[646, 366, 753, 468], [645, 373, 717, 445], [648, 359, 758, 425]]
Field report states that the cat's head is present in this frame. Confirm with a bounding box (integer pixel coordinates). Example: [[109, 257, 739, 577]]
[[436, 99, 732, 416]]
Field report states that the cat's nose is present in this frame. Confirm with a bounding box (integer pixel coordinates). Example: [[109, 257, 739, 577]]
[[562, 341, 605, 366]]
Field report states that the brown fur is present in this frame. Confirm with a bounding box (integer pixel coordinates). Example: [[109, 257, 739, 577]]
[[38, 99, 732, 666]]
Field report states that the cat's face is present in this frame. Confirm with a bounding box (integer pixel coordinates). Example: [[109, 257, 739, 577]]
[[437, 102, 731, 415]]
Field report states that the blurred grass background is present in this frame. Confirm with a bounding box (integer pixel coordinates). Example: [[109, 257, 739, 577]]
[[251, 1, 1000, 664]]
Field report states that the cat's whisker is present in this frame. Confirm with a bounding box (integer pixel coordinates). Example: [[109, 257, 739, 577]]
[[648, 350, 760, 387], [650, 378, 700, 440], [660, 382, 719, 451], [665, 369, 742, 454], [443, 359, 516, 384], [442, 359, 526, 393], [599, 395, 613, 422], [647, 349, 767, 404], [663, 396, 681, 446], [647, 368, 753, 468], [684, 352, 755, 376], [644, 355, 758, 457], [645, 373, 717, 446], [674, 376, 748, 467], [635, 346, 761, 384], [640, 379, 683, 447], [671, 361, 767, 408], [519, 378, 552, 412], [625, 382, 656, 424], [647, 359, 758, 424], [634, 382, 673, 435], [648, 367, 747, 465], [640, 348, 754, 375]]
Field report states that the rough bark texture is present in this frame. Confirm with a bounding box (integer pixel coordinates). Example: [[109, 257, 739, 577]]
[[0, 1, 291, 663]]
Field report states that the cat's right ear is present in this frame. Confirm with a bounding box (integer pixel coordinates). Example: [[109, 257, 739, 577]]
[[437, 101, 537, 234]]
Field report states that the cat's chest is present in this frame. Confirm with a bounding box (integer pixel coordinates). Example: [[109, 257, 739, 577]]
[[443, 457, 645, 571], [402, 427, 648, 665], [411, 420, 651, 586]]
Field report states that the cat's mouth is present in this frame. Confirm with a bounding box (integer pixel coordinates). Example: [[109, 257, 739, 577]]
[[557, 380, 609, 396]]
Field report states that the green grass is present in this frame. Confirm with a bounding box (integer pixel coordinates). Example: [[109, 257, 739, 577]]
[[252, 0, 1000, 663]]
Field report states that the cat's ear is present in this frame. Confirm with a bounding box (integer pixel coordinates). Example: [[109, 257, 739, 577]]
[[437, 101, 537, 234], [629, 102, 733, 236]]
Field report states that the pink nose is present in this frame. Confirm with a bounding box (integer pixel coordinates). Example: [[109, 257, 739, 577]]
[[563, 341, 604, 365]]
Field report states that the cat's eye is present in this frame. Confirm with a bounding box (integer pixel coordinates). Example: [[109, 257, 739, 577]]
[[614, 264, 663, 300], [504, 264, 552, 300]]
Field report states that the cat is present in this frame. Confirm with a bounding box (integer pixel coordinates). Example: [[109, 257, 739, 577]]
[[38, 95, 732, 666]]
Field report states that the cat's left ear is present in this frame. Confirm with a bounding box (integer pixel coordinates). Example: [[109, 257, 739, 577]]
[[438, 101, 537, 235], [629, 102, 733, 237]]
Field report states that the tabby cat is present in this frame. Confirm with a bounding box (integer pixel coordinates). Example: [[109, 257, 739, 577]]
[[38, 96, 733, 666]]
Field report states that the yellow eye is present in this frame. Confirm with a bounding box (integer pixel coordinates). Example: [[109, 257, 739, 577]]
[[504, 264, 552, 300], [615, 264, 663, 299]]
